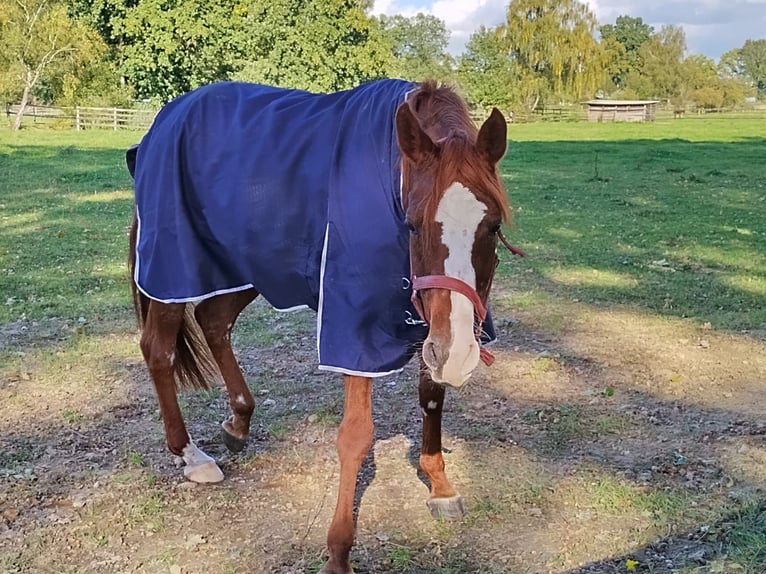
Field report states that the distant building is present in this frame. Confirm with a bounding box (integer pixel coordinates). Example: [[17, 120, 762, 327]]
[[585, 100, 659, 123]]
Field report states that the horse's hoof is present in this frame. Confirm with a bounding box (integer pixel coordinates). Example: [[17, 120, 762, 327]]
[[183, 461, 224, 483], [427, 495, 466, 521], [221, 421, 248, 453], [318, 564, 354, 574]]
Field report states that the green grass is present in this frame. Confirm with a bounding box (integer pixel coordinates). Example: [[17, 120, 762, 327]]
[[62, 409, 84, 424], [0, 129, 138, 324], [585, 475, 688, 520], [387, 547, 413, 568], [501, 118, 766, 332], [716, 502, 766, 573], [2, 119, 763, 333], [126, 491, 167, 531], [126, 449, 145, 467]]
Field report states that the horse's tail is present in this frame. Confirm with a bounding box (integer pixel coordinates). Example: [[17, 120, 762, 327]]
[[173, 305, 219, 392], [127, 147, 218, 392]]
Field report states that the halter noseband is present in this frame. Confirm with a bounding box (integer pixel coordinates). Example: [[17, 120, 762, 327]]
[[410, 230, 526, 367]]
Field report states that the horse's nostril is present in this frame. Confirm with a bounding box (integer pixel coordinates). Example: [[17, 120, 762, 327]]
[[423, 340, 444, 368]]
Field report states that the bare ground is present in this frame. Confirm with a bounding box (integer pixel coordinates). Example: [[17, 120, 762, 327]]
[[2, 293, 766, 574]]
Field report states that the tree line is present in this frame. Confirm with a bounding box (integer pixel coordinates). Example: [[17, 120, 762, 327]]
[[1, 0, 765, 129]]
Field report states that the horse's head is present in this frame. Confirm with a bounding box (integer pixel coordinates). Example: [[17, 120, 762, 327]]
[[396, 84, 510, 388]]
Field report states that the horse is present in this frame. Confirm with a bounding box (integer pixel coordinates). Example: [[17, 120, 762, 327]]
[[126, 78, 517, 574]]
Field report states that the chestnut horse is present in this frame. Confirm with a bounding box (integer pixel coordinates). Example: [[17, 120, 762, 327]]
[[127, 79, 515, 574]]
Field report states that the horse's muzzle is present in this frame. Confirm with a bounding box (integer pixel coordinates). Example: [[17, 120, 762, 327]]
[[412, 274, 491, 385], [422, 333, 480, 388]]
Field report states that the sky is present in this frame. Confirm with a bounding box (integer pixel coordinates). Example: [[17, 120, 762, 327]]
[[371, 0, 766, 61]]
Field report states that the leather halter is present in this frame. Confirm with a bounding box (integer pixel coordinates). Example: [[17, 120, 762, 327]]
[[410, 231, 525, 367]]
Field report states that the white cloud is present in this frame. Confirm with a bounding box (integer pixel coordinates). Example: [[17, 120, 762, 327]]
[[372, 0, 766, 60], [371, 0, 508, 53], [431, 0, 507, 50]]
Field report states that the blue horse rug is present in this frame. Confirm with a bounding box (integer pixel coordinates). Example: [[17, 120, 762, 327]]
[[132, 79, 494, 377]]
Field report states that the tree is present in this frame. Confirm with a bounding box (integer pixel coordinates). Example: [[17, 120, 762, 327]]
[[457, 25, 546, 115], [739, 39, 766, 96], [717, 45, 759, 105], [39, 50, 131, 107], [600, 16, 653, 61], [498, 0, 606, 107], [682, 55, 717, 88], [67, 0, 137, 54], [631, 25, 686, 101], [718, 77, 751, 108], [691, 85, 723, 110], [236, 0, 392, 93], [682, 54, 721, 109], [120, 0, 249, 102], [597, 35, 628, 95], [599, 15, 653, 89], [458, 26, 515, 112], [718, 48, 745, 79], [377, 13, 454, 82], [0, 0, 106, 129]]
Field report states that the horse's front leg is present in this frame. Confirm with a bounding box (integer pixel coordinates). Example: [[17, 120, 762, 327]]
[[419, 358, 465, 520], [321, 375, 373, 574]]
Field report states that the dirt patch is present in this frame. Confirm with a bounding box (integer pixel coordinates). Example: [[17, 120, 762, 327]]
[[2, 298, 766, 573], [0, 317, 73, 351]]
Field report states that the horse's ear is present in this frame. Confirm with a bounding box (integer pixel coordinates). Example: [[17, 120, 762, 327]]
[[396, 102, 438, 164], [477, 108, 507, 165]]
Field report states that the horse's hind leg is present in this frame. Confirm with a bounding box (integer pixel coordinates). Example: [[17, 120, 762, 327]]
[[142, 300, 224, 483], [194, 289, 258, 453], [418, 357, 465, 520]]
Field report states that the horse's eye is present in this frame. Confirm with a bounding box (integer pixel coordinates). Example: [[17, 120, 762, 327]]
[[406, 220, 419, 235], [489, 222, 501, 235]]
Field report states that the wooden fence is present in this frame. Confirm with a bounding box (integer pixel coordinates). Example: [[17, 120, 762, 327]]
[[5, 103, 157, 130], [8, 101, 766, 130], [470, 106, 585, 124]]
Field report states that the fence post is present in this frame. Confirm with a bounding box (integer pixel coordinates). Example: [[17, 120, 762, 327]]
[[113, 108, 118, 130], [75, 107, 80, 131]]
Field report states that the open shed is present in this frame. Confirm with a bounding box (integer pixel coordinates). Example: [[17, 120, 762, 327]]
[[585, 100, 659, 122]]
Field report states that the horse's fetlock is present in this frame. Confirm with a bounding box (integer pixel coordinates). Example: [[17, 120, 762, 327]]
[[233, 393, 255, 412]]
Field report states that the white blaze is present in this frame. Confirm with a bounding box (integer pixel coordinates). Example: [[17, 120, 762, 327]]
[[433, 182, 486, 386]]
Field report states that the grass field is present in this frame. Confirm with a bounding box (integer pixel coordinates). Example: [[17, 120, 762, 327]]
[[0, 130, 138, 325], [502, 118, 766, 332], [1, 120, 763, 330], [1, 118, 765, 574]]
